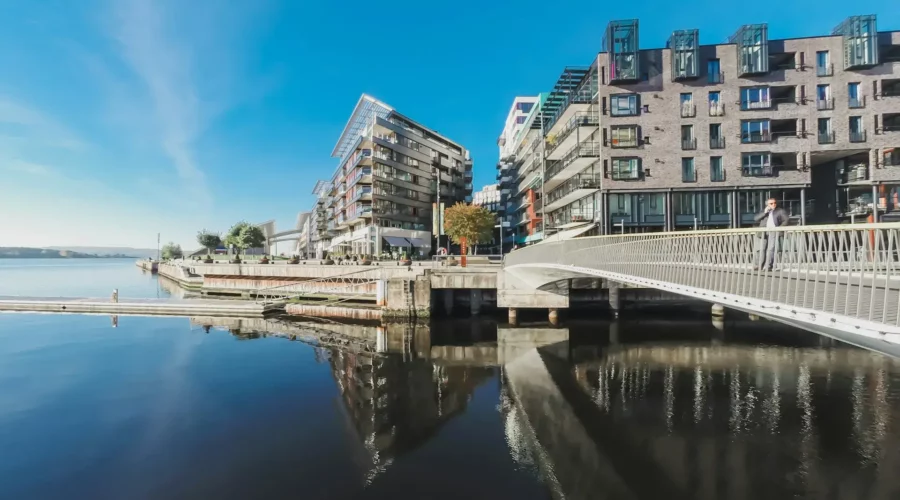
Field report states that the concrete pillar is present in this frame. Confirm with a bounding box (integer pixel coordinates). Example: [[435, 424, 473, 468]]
[[608, 286, 622, 318], [508, 307, 518, 325], [609, 321, 620, 344], [711, 303, 725, 318], [548, 308, 559, 326], [376, 280, 386, 306], [442, 290, 454, 316], [469, 289, 483, 316], [800, 188, 807, 225]]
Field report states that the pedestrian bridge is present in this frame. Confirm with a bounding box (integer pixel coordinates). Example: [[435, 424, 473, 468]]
[[503, 223, 900, 357]]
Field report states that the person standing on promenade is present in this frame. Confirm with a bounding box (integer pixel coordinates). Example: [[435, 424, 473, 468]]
[[754, 197, 788, 271]]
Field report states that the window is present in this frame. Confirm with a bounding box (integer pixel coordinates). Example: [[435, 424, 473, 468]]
[[675, 193, 696, 215], [741, 120, 770, 143], [848, 82, 864, 107], [850, 116, 866, 142], [708, 91, 720, 103], [742, 153, 772, 177], [816, 84, 830, 101], [515, 116, 527, 124], [710, 157, 724, 181], [682, 158, 695, 182], [610, 94, 639, 116], [740, 87, 770, 110], [817, 117, 833, 143], [680, 93, 695, 117], [611, 158, 641, 180], [707, 59, 722, 83], [710, 192, 729, 215], [610, 126, 639, 147], [816, 51, 831, 76], [681, 125, 695, 149], [516, 102, 534, 114]]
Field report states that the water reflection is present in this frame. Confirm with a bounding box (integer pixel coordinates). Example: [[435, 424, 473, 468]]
[[184, 315, 900, 499]]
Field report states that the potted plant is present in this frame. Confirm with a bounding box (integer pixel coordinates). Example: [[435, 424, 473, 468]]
[[446, 255, 459, 267], [197, 230, 221, 264], [361, 254, 372, 266], [400, 251, 411, 266], [288, 256, 300, 264], [260, 255, 270, 264]]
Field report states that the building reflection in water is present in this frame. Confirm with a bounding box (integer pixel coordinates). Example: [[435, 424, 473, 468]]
[[556, 319, 900, 500], [191, 316, 497, 485]]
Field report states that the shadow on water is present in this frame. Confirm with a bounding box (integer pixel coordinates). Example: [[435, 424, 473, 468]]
[[50, 311, 900, 499]]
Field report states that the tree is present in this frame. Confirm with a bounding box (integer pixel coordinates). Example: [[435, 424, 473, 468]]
[[224, 221, 266, 259], [443, 203, 495, 253], [161, 242, 183, 260], [196, 230, 222, 256]]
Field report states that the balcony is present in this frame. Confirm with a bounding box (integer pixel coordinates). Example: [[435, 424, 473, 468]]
[[710, 136, 725, 149], [816, 64, 834, 77], [680, 103, 696, 118], [545, 111, 600, 160], [681, 137, 697, 150], [849, 96, 866, 109], [347, 167, 373, 187], [818, 131, 836, 144], [350, 186, 372, 203], [543, 174, 603, 212], [742, 164, 774, 177], [850, 130, 867, 143], [543, 142, 601, 190], [346, 204, 373, 222], [816, 98, 834, 110], [741, 99, 773, 111], [741, 131, 771, 144], [709, 102, 725, 117]]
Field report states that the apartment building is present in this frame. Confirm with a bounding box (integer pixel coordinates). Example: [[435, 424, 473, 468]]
[[497, 96, 540, 247], [318, 94, 473, 256], [595, 16, 900, 232], [509, 15, 900, 241]]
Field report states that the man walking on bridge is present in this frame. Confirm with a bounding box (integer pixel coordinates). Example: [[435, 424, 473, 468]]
[[755, 197, 788, 271]]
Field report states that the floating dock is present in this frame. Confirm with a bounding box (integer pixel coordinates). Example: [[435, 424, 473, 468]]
[[0, 296, 280, 317]]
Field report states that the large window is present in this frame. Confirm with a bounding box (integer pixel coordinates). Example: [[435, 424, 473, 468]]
[[742, 153, 772, 177], [741, 119, 770, 143], [611, 158, 641, 180], [675, 193, 696, 215], [710, 156, 724, 181], [710, 192, 729, 214], [816, 50, 831, 76], [707, 59, 722, 83], [681, 158, 695, 182], [610, 126, 639, 147], [740, 87, 771, 110], [516, 102, 534, 114], [610, 94, 640, 116]]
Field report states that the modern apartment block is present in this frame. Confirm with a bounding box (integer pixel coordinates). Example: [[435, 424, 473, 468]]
[[506, 15, 900, 240], [497, 96, 540, 248], [596, 15, 900, 232], [315, 94, 473, 257]]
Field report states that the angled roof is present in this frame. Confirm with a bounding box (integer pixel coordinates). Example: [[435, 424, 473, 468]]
[[331, 94, 394, 159]]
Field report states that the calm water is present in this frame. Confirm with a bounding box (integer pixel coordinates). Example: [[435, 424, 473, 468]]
[[1, 261, 900, 499]]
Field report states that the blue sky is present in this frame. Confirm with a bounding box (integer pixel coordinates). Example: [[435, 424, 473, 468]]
[[0, 0, 895, 249]]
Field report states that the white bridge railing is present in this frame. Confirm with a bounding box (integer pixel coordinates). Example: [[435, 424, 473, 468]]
[[255, 268, 382, 305], [503, 223, 900, 340]]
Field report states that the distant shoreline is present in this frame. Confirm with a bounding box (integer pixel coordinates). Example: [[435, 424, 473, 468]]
[[0, 247, 138, 259], [0, 255, 138, 259]]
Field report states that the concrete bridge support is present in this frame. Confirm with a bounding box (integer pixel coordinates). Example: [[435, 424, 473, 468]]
[[442, 290, 454, 316], [608, 285, 622, 318], [470, 290, 482, 316], [508, 307, 518, 325]]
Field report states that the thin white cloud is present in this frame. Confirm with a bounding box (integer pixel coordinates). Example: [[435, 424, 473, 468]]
[[0, 97, 87, 151], [4, 160, 55, 176], [110, 0, 210, 202]]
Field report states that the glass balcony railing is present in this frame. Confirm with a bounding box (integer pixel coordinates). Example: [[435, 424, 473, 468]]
[[545, 112, 599, 157], [347, 167, 372, 187], [741, 99, 773, 111], [545, 142, 601, 181], [849, 130, 867, 143], [545, 174, 603, 206]]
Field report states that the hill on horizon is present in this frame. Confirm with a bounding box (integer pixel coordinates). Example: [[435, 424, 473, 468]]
[[46, 246, 158, 259], [0, 247, 138, 259]]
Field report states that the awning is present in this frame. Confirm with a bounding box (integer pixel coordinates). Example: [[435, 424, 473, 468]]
[[538, 223, 596, 244], [405, 238, 429, 247], [383, 236, 410, 247]]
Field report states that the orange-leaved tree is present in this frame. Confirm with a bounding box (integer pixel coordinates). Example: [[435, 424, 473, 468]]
[[443, 203, 495, 256]]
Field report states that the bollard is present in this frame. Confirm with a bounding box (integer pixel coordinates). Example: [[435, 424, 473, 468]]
[[111, 288, 119, 303]]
